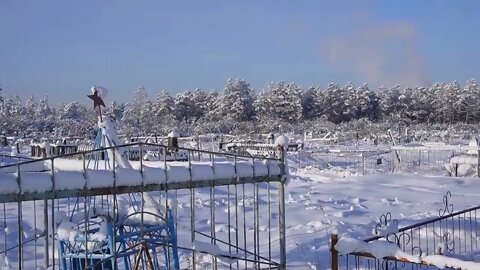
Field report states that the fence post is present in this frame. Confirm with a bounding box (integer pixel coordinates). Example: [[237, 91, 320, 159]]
[[362, 153, 365, 175], [477, 147, 480, 178], [278, 146, 287, 270], [391, 150, 395, 173], [331, 234, 339, 270]]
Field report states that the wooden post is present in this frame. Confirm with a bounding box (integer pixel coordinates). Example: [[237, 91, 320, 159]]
[[331, 234, 339, 270]]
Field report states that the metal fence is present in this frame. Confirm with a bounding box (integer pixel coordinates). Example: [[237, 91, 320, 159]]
[[301, 149, 392, 175], [331, 192, 480, 269], [0, 142, 287, 270], [392, 145, 477, 177]]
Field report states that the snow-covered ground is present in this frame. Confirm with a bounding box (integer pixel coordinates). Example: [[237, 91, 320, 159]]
[[1, 142, 480, 269], [284, 152, 480, 269]]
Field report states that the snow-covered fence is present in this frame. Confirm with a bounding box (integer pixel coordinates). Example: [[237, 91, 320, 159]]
[[304, 148, 392, 175], [0, 142, 288, 270], [0, 154, 32, 165], [331, 192, 480, 269], [392, 144, 477, 177]]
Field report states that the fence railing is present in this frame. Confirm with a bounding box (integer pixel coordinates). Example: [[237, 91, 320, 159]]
[[300, 148, 392, 175], [331, 192, 480, 269], [0, 142, 288, 270]]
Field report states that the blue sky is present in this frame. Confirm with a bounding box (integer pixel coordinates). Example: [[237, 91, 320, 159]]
[[0, 0, 479, 105]]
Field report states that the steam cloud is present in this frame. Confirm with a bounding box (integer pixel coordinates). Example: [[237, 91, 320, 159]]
[[322, 18, 428, 88]]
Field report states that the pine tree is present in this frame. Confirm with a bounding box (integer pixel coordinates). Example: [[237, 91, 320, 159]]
[[459, 79, 479, 123], [213, 79, 255, 122], [254, 82, 303, 123], [323, 83, 348, 123]]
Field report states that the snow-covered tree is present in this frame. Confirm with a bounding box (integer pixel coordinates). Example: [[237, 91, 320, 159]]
[[174, 91, 195, 123], [458, 79, 479, 123], [254, 81, 303, 122], [213, 79, 255, 122], [57, 102, 93, 136], [409, 87, 433, 123], [355, 83, 378, 120], [340, 82, 355, 121], [122, 85, 154, 135], [323, 83, 348, 123]]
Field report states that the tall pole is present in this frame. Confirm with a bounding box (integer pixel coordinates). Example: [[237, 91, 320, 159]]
[[278, 145, 287, 270]]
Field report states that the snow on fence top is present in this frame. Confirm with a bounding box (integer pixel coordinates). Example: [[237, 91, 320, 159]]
[[335, 236, 480, 269], [0, 142, 285, 202], [392, 142, 480, 151]]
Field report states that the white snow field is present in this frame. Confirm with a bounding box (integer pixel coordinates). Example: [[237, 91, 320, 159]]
[[1, 142, 480, 269], [284, 151, 480, 269]]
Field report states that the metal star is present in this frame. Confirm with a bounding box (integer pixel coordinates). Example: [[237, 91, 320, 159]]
[[87, 89, 106, 109]]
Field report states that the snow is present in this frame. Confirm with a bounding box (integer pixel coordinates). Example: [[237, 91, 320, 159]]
[[57, 220, 80, 243], [192, 240, 239, 264], [20, 172, 52, 193], [275, 135, 289, 147], [0, 173, 19, 194], [141, 166, 167, 184], [168, 130, 180, 138], [0, 157, 283, 194], [423, 254, 480, 269], [54, 171, 85, 190], [86, 169, 114, 189], [335, 236, 421, 263], [39, 142, 50, 150], [450, 154, 478, 165], [115, 168, 142, 186], [373, 219, 398, 237], [7, 134, 480, 269], [91, 85, 108, 98], [283, 152, 480, 268]]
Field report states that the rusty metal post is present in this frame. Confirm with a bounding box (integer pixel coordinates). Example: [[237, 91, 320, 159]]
[[331, 234, 339, 270]]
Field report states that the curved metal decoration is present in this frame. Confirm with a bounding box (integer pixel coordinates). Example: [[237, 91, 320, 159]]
[[412, 246, 423, 257], [441, 232, 455, 254], [386, 231, 411, 249], [438, 191, 454, 217], [381, 259, 398, 270], [375, 212, 399, 236]]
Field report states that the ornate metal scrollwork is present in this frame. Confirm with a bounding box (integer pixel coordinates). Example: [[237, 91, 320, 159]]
[[386, 231, 411, 249], [375, 212, 399, 236], [374, 212, 424, 258], [440, 232, 455, 254], [381, 259, 398, 270], [438, 191, 454, 217], [412, 246, 423, 257]]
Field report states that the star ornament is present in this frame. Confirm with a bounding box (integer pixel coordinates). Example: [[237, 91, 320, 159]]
[[88, 89, 106, 109]]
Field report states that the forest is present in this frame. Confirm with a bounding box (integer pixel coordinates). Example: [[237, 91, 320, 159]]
[[0, 79, 478, 138]]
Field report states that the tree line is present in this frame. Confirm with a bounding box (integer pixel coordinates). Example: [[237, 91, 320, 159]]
[[0, 79, 478, 137]]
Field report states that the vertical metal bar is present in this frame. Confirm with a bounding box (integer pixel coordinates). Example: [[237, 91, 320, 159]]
[[251, 156, 257, 268], [234, 155, 239, 270], [278, 147, 287, 270], [112, 145, 117, 270], [84, 195, 88, 268], [255, 181, 260, 269], [211, 153, 217, 270], [331, 234, 339, 270], [210, 179, 217, 269], [15, 165, 23, 270], [3, 203, 7, 263], [362, 153, 366, 175], [268, 179, 272, 269], [188, 150, 196, 270], [164, 144, 172, 268], [227, 183, 232, 270], [43, 199, 49, 268], [34, 200, 38, 269], [242, 182, 247, 270]]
